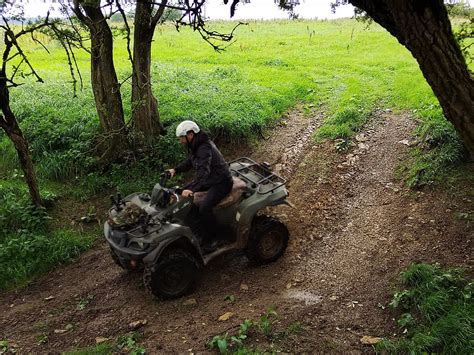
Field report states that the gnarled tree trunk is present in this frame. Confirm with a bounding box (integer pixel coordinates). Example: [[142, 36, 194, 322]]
[[74, 4, 128, 162], [350, 0, 474, 158], [131, 0, 166, 142], [0, 76, 42, 207]]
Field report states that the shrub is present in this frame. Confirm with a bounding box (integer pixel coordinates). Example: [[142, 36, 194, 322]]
[[0, 184, 94, 290]]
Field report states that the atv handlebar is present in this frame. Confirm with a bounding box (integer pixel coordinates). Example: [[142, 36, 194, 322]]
[[160, 171, 172, 186]]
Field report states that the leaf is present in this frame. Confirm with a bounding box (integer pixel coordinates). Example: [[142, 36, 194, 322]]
[[218, 312, 234, 321], [360, 335, 383, 345], [129, 319, 148, 329], [240, 283, 249, 291], [217, 338, 228, 353]]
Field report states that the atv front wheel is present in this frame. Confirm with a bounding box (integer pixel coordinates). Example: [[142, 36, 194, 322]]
[[143, 249, 199, 299], [246, 215, 289, 264]]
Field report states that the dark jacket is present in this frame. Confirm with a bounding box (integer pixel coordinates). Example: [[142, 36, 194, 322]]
[[174, 131, 232, 192]]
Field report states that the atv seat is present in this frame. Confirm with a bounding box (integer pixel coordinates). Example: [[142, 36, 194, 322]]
[[193, 177, 247, 209]]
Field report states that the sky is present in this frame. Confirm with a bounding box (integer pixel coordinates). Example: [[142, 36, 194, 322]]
[[4, 0, 355, 20], [204, 0, 355, 20]]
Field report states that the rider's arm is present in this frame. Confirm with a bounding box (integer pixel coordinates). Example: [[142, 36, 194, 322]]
[[188, 143, 212, 192], [174, 156, 192, 174]]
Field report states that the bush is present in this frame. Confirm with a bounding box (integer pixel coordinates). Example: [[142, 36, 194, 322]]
[[0, 184, 94, 290], [0, 230, 94, 290]]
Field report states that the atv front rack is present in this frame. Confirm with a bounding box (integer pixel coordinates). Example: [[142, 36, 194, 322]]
[[229, 157, 286, 194]]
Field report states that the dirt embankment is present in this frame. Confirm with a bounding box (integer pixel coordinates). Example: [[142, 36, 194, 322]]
[[0, 108, 472, 353]]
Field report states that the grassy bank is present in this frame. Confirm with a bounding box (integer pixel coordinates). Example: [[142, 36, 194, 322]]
[[378, 263, 473, 354]]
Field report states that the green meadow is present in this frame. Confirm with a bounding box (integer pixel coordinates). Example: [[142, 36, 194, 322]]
[[0, 18, 469, 289]]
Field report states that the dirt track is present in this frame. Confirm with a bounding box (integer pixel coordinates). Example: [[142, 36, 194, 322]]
[[0, 109, 472, 353]]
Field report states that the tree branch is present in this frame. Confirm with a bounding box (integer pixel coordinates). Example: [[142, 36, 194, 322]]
[[151, 0, 168, 27], [115, 0, 134, 66]]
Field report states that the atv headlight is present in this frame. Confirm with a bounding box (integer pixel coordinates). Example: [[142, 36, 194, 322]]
[[128, 240, 149, 251], [104, 222, 110, 236]]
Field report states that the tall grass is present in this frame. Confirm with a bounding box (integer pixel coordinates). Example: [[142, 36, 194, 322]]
[[377, 263, 473, 354]]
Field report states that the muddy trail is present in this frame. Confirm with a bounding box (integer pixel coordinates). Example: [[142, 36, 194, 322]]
[[0, 109, 472, 353]]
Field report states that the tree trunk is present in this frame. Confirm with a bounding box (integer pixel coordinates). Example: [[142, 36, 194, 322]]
[[80, 5, 128, 161], [350, 0, 474, 159], [0, 75, 42, 207], [131, 0, 165, 143]]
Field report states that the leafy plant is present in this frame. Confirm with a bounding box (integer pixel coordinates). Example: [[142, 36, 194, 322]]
[[0, 340, 18, 354], [36, 334, 48, 345], [209, 319, 254, 354], [117, 332, 146, 355], [209, 333, 231, 354], [258, 306, 278, 337], [77, 294, 95, 311], [224, 294, 236, 302]]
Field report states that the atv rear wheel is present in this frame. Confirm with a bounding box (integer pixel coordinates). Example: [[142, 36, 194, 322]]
[[246, 215, 289, 264], [143, 249, 199, 299]]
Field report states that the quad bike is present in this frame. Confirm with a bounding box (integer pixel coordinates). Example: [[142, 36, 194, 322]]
[[105, 157, 292, 299]]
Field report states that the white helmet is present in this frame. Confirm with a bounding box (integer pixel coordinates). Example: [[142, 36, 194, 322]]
[[175, 120, 200, 137]]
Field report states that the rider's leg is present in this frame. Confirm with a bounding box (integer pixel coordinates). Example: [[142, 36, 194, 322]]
[[198, 178, 233, 245]]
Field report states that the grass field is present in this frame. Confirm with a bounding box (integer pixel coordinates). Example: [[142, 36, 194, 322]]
[[4, 18, 466, 186]]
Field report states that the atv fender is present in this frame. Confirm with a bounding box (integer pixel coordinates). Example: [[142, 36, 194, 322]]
[[279, 198, 294, 208], [142, 224, 203, 267]]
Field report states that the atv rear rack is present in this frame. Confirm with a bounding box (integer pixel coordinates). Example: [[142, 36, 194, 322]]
[[229, 157, 286, 194]]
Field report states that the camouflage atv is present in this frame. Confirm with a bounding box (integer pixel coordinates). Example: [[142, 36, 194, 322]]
[[105, 157, 292, 299]]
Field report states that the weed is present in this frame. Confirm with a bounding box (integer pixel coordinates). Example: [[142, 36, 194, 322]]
[[209, 333, 231, 354], [117, 332, 146, 355], [209, 319, 256, 354], [36, 334, 48, 345], [258, 306, 278, 337], [0, 339, 18, 353], [77, 294, 95, 311], [224, 294, 236, 302], [286, 322, 304, 335], [334, 138, 351, 152]]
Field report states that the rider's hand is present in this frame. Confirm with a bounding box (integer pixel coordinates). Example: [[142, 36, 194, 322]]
[[167, 169, 176, 178], [181, 189, 193, 198]]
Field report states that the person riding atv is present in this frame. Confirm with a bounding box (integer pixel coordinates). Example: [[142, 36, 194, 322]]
[[105, 156, 291, 299], [168, 120, 232, 251]]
